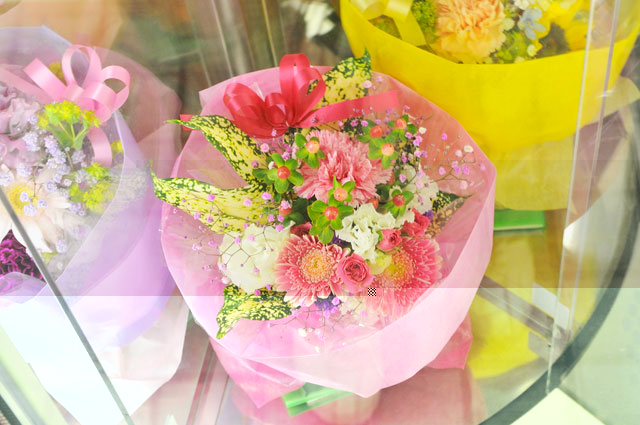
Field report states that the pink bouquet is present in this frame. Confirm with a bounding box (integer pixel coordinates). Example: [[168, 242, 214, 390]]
[[156, 52, 496, 406]]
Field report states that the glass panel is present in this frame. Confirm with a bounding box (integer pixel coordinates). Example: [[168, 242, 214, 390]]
[[1, 1, 639, 424]]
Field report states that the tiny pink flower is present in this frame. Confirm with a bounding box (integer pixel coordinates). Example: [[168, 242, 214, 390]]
[[243, 198, 252, 206], [260, 143, 270, 153]]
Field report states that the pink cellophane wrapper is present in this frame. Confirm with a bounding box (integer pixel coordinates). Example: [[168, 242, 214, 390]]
[[0, 27, 185, 425], [232, 365, 486, 425], [161, 66, 496, 407]]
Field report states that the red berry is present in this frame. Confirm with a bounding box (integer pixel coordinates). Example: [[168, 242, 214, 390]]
[[370, 125, 384, 138], [306, 138, 320, 154], [392, 194, 405, 207], [324, 206, 339, 220], [381, 143, 395, 156], [367, 198, 379, 209], [279, 206, 292, 216], [333, 187, 348, 202], [395, 118, 407, 129], [277, 166, 290, 179]]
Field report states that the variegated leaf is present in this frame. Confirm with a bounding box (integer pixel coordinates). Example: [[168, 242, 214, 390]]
[[152, 173, 266, 233], [432, 191, 460, 213], [216, 284, 293, 339], [320, 51, 372, 106], [176, 115, 267, 185], [426, 197, 466, 238]]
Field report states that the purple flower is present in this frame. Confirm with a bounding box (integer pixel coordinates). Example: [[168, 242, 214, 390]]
[[0, 83, 40, 139], [0, 231, 43, 290]]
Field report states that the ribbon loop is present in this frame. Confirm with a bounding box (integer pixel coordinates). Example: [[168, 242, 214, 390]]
[[351, 0, 426, 46], [223, 53, 397, 139], [17, 45, 131, 166]]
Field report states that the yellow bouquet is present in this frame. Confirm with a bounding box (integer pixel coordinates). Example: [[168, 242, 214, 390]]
[[342, 0, 640, 209]]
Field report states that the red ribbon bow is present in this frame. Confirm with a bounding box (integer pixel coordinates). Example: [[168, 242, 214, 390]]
[[223, 54, 397, 138]]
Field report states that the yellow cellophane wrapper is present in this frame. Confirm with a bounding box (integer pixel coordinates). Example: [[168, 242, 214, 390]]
[[341, 0, 640, 210], [0, 1, 122, 48]]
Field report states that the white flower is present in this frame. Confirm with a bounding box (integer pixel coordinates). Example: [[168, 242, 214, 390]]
[[218, 224, 291, 293], [0, 165, 72, 253], [335, 203, 395, 262], [399, 165, 439, 215]]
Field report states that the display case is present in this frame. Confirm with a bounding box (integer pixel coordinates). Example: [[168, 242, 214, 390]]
[[1, 1, 639, 424]]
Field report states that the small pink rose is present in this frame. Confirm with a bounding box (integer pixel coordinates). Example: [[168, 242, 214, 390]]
[[290, 222, 312, 236], [377, 229, 401, 252], [336, 254, 373, 294], [402, 209, 431, 237]]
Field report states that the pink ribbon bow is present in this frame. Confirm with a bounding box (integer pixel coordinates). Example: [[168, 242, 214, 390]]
[[223, 54, 397, 139], [0, 45, 130, 166]]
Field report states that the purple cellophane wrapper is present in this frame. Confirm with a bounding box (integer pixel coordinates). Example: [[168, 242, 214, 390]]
[[0, 27, 185, 425]]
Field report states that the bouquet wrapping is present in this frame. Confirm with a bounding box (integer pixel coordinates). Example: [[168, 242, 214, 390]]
[[341, 0, 640, 210], [156, 52, 495, 407], [232, 365, 486, 425], [0, 27, 185, 425]]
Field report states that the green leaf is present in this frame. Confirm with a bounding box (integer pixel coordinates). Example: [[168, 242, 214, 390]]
[[310, 200, 326, 212], [253, 168, 268, 181], [288, 170, 304, 186], [432, 191, 461, 213], [216, 284, 293, 339], [319, 50, 372, 106], [285, 158, 298, 169], [297, 148, 309, 160], [343, 181, 355, 192], [337, 205, 353, 216], [306, 155, 319, 168], [369, 147, 382, 161], [267, 168, 278, 181], [330, 219, 343, 230], [357, 135, 372, 144], [288, 212, 305, 224], [381, 156, 391, 169], [152, 172, 265, 233], [295, 133, 307, 148], [316, 214, 330, 228], [271, 153, 284, 167], [274, 178, 289, 194], [319, 227, 334, 244], [174, 115, 266, 185]]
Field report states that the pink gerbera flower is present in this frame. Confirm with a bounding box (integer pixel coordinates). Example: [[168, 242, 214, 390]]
[[366, 237, 442, 318], [275, 234, 348, 306], [295, 130, 391, 206]]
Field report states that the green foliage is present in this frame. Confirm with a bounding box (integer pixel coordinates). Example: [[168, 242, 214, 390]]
[[152, 172, 266, 233], [294, 133, 325, 169], [412, 0, 438, 44], [492, 29, 533, 64], [538, 24, 570, 58], [38, 101, 100, 150], [216, 284, 293, 339], [370, 16, 400, 38], [432, 191, 460, 213], [383, 188, 413, 218], [307, 182, 354, 244], [320, 51, 372, 106], [173, 115, 267, 186]]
